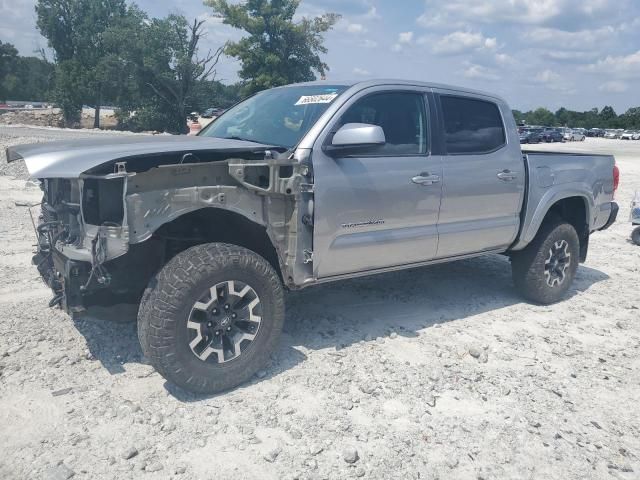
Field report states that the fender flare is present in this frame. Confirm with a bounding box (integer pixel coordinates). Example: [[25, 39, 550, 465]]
[[514, 186, 592, 250]]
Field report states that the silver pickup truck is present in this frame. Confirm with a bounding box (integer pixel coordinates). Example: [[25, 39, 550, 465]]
[[8, 79, 619, 393]]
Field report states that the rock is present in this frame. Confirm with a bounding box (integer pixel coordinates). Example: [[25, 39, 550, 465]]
[[122, 447, 139, 460], [355, 467, 366, 477], [343, 446, 359, 464], [468, 346, 482, 358], [175, 465, 187, 474], [149, 413, 162, 425], [478, 351, 489, 363], [309, 444, 324, 456], [256, 370, 267, 379], [44, 464, 75, 480], [390, 332, 398, 339], [264, 446, 281, 463], [359, 383, 376, 395], [51, 387, 73, 397], [8, 344, 24, 355], [145, 462, 163, 472]]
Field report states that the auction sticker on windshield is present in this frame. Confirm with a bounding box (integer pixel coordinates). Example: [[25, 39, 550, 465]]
[[295, 93, 338, 106]]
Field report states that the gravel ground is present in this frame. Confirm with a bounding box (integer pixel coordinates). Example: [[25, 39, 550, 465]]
[[1, 128, 639, 480]]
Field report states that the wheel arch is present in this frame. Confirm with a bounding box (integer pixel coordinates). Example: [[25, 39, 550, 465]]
[[142, 206, 284, 280], [516, 192, 591, 261]]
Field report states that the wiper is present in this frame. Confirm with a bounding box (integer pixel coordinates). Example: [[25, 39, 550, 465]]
[[223, 136, 290, 152], [222, 136, 262, 144]]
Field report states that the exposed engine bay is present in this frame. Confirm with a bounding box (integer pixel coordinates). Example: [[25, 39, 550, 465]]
[[27, 145, 315, 313]]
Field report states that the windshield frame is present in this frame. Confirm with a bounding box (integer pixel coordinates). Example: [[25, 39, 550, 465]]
[[199, 84, 350, 150]]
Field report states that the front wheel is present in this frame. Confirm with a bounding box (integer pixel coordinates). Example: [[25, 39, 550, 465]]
[[511, 221, 580, 305], [138, 243, 285, 394]]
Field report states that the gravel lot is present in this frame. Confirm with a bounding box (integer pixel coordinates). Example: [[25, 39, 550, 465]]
[[1, 126, 639, 480]]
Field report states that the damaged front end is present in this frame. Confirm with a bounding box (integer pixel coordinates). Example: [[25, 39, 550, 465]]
[[32, 170, 133, 311], [9, 136, 314, 314]]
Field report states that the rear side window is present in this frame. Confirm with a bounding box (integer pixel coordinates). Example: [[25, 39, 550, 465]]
[[440, 95, 505, 154]]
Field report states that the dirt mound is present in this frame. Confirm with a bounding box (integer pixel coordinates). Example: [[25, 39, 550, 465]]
[[0, 109, 64, 128], [0, 108, 118, 129]]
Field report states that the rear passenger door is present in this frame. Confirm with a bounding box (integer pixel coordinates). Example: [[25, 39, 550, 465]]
[[434, 92, 525, 258]]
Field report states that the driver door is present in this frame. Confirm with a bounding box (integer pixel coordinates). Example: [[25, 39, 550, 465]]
[[311, 88, 443, 278]]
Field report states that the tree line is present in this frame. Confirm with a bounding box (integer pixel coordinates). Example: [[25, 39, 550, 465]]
[[514, 106, 640, 130], [0, 0, 339, 134]]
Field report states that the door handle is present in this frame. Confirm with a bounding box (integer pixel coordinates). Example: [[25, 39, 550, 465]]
[[412, 172, 441, 186], [497, 170, 517, 181]]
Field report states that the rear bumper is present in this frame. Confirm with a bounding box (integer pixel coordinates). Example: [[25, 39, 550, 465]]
[[599, 202, 619, 231]]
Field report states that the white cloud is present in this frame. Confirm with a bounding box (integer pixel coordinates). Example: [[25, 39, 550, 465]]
[[363, 5, 381, 20], [360, 39, 378, 48], [398, 31, 414, 44], [353, 67, 371, 76], [432, 31, 497, 55], [598, 81, 628, 93], [534, 70, 561, 84], [585, 50, 640, 78], [463, 64, 500, 81], [531, 69, 576, 93], [391, 31, 414, 52], [540, 50, 599, 63], [494, 53, 515, 65], [346, 22, 366, 34], [419, 0, 621, 27], [523, 26, 614, 50]]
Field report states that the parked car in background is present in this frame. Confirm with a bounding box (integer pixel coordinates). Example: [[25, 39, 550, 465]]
[[632, 132, 640, 140], [588, 128, 605, 137], [620, 130, 635, 140], [541, 127, 564, 143], [202, 107, 226, 118], [604, 130, 619, 139], [564, 129, 586, 142], [519, 129, 543, 143]]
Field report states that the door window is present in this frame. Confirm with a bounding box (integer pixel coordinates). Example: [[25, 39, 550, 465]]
[[440, 96, 505, 154], [337, 92, 427, 156]]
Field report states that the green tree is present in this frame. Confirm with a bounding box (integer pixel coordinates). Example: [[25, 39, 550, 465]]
[[555, 107, 569, 126], [0, 41, 19, 101], [3, 55, 55, 101], [35, 0, 140, 126], [619, 107, 640, 129], [527, 107, 556, 126], [599, 105, 617, 128], [206, 0, 339, 95], [114, 15, 224, 134]]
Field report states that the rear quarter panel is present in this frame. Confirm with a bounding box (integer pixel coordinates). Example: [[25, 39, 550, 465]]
[[513, 151, 615, 250]]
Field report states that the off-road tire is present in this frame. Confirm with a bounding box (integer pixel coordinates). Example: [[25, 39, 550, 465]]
[[511, 220, 580, 305], [632, 226, 640, 246], [137, 243, 285, 394]]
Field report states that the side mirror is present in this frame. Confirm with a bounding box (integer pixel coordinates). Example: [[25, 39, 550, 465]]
[[324, 123, 385, 155]]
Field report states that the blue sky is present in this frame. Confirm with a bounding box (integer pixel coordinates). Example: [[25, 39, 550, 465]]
[[2, 0, 640, 112]]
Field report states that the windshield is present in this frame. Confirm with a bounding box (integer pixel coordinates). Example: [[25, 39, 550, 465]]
[[201, 84, 349, 148]]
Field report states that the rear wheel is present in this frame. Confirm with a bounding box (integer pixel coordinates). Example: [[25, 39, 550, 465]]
[[138, 243, 285, 394], [511, 220, 580, 304], [632, 227, 640, 246]]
